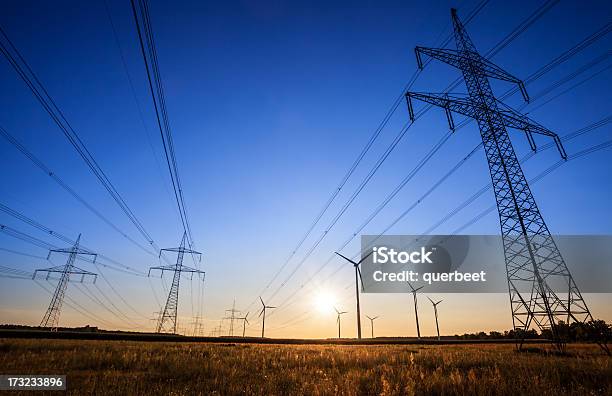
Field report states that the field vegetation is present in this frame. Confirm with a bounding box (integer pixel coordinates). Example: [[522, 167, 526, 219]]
[[0, 339, 610, 395]]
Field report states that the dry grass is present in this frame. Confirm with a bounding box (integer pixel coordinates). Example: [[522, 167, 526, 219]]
[[0, 339, 610, 395]]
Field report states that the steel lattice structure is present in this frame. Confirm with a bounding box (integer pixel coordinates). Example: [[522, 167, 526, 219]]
[[33, 234, 97, 331], [149, 232, 204, 334], [405, 9, 592, 349]]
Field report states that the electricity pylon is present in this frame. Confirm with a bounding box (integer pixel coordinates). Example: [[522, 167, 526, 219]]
[[224, 299, 240, 336], [149, 232, 204, 334], [33, 234, 97, 331], [190, 315, 205, 336], [405, 9, 592, 350]]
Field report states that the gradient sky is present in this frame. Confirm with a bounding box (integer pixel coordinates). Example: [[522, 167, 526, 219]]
[[0, 0, 611, 338]]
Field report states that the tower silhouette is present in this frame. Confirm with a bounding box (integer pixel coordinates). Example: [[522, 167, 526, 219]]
[[149, 232, 204, 334], [34, 234, 97, 330], [405, 9, 592, 349]]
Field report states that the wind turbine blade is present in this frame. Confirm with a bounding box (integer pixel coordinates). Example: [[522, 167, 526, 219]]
[[373, 316, 379, 320], [259, 296, 264, 306], [258, 308, 264, 317], [340, 311, 347, 314], [334, 306, 340, 314], [357, 249, 374, 265], [415, 286, 424, 292], [267, 306, 277, 309], [366, 315, 372, 320], [427, 296, 435, 304], [334, 252, 358, 266]]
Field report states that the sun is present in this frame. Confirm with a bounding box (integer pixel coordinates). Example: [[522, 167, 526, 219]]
[[313, 291, 337, 314]]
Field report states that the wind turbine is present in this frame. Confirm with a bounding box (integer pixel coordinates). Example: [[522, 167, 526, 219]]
[[366, 315, 379, 338], [334, 250, 373, 339], [427, 297, 443, 341], [407, 281, 424, 339], [237, 312, 249, 337], [259, 297, 276, 338], [334, 307, 348, 339]]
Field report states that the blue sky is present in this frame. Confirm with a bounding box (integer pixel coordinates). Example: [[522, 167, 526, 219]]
[[0, 0, 610, 337]]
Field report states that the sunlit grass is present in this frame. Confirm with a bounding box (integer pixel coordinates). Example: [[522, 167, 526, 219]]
[[0, 339, 609, 395]]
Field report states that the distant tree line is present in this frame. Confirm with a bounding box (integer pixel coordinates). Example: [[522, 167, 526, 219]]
[[454, 320, 611, 344]]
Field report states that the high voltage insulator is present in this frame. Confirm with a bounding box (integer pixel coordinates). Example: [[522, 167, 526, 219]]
[[405, 9, 593, 350], [33, 234, 97, 331], [149, 232, 204, 334]]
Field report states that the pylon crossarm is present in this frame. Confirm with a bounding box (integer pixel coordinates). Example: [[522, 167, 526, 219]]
[[180, 266, 205, 280], [33, 266, 96, 282], [406, 91, 472, 118], [406, 91, 567, 159], [48, 248, 97, 262], [495, 106, 567, 159], [149, 264, 204, 279], [405, 92, 470, 129], [148, 265, 176, 276], [159, 247, 202, 257], [414, 46, 528, 102]]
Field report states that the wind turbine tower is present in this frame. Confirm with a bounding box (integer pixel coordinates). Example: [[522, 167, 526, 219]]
[[366, 315, 379, 338], [334, 307, 348, 339], [428, 297, 443, 341], [407, 281, 424, 339], [335, 251, 371, 339], [236, 312, 250, 337], [258, 297, 276, 338]]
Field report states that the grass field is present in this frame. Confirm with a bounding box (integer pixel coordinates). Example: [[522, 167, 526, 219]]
[[1, 339, 610, 395]]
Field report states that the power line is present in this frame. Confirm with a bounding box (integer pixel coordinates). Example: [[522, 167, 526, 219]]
[[271, 17, 610, 316], [528, 63, 612, 114], [0, 264, 33, 278], [0, 217, 152, 326], [0, 247, 46, 260], [243, 0, 493, 313], [0, 223, 145, 284], [0, 25, 159, 252], [101, 0, 182, 222], [254, 47, 612, 327], [72, 282, 142, 329], [423, 115, 612, 236], [0, 125, 156, 256], [0, 202, 147, 276], [0, 219, 151, 328], [130, 0, 195, 247], [267, 119, 612, 333], [252, 0, 559, 314], [34, 279, 120, 329]]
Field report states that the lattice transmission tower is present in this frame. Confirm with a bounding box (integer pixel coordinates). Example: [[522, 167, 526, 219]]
[[405, 9, 592, 349], [33, 234, 97, 331], [149, 232, 204, 334]]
